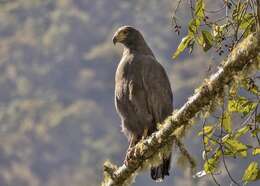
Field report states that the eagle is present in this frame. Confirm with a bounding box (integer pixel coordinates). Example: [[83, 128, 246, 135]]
[[112, 26, 173, 181]]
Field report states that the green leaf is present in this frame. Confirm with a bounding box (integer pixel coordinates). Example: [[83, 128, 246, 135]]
[[240, 13, 256, 30], [234, 125, 250, 139], [195, 0, 205, 19], [198, 125, 214, 136], [172, 35, 193, 59], [200, 30, 213, 51], [188, 0, 205, 36], [224, 138, 248, 157], [222, 112, 232, 133], [188, 18, 201, 35], [241, 78, 260, 96], [203, 136, 210, 145], [204, 158, 219, 173], [189, 40, 195, 54], [252, 148, 260, 156], [228, 96, 257, 116], [242, 162, 260, 184], [196, 34, 204, 46], [212, 24, 220, 38], [233, 2, 247, 22], [251, 128, 260, 137], [212, 24, 229, 42], [203, 149, 221, 173]]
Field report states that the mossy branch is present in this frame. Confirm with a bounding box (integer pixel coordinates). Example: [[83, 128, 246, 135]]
[[101, 32, 260, 186]]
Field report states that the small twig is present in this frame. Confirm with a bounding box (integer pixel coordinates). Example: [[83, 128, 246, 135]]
[[202, 118, 221, 186], [219, 103, 240, 186], [189, 0, 194, 18], [173, 136, 196, 170], [256, 0, 260, 31], [237, 18, 256, 43], [171, 0, 183, 27], [254, 104, 260, 145], [200, 16, 228, 26], [234, 0, 251, 45], [237, 104, 258, 129], [205, 5, 226, 14]]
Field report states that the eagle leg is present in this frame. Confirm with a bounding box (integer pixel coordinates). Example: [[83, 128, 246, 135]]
[[124, 134, 139, 166], [129, 134, 138, 148], [142, 127, 148, 140]]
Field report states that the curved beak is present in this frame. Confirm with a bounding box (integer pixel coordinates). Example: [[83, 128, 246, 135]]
[[112, 35, 117, 45], [112, 31, 126, 45]]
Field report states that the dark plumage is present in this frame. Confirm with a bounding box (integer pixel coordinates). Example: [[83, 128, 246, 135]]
[[113, 26, 173, 181]]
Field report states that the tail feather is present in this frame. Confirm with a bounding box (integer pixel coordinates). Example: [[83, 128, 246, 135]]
[[150, 155, 171, 181]]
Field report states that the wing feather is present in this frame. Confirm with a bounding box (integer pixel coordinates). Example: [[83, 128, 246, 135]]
[[142, 56, 173, 124]]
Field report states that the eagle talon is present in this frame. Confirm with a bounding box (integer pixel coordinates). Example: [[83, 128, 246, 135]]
[[124, 148, 134, 166], [124, 149, 140, 167]]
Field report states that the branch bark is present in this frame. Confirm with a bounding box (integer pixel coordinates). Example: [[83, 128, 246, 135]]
[[257, 0, 260, 31], [101, 32, 260, 186]]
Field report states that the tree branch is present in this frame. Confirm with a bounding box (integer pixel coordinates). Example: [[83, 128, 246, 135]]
[[101, 32, 260, 186], [256, 0, 260, 31]]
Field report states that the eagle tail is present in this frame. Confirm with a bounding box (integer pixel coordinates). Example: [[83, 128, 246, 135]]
[[150, 154, 171, 182]]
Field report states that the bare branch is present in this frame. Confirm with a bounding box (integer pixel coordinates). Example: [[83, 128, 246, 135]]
[[173, 135, 196, 170]]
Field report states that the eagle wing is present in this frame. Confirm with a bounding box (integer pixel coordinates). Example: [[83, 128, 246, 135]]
[[115, 54, 173, 136], [141, 55, 173, 180], [115, 54, 153, 143], [142, 55, 173, 125]]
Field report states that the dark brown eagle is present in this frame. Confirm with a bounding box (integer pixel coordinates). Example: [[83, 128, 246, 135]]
[[112, 26, 173, 181]]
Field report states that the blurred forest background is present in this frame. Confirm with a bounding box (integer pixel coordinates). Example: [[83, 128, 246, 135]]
[[0, 0, 258, 186]]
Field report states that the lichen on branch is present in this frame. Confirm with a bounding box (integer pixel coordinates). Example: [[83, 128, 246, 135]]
[[101, 32, 260, 186]]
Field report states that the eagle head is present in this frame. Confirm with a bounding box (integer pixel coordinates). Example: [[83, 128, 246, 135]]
[[112, 26, 143, 46]]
